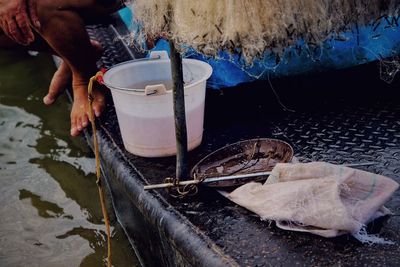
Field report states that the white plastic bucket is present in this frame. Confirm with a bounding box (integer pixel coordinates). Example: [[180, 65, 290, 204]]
[[103, 52, 213, 157]]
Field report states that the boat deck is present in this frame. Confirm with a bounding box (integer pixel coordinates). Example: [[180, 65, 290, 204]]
[[84, 19, 400, 266]]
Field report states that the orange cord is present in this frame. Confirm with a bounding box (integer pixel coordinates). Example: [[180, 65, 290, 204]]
[[88, 71, 112, 267]]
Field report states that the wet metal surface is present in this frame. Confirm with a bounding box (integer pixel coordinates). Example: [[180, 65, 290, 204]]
[[89, 23, 400, 266]]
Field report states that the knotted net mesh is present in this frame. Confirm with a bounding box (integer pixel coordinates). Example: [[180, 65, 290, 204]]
[[128, 0, 399, 63]]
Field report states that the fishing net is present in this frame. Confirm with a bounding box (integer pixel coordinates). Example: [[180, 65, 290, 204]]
[[227, 162, 399, 243], [380, 56, 400, 83], [128, 0, 399, 63]]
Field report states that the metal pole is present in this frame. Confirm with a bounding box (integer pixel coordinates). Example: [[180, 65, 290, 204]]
[[169, 40, 189, 183]]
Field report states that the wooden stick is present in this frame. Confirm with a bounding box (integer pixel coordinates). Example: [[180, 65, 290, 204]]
[[144, 171, 272, 190], [143, 162, 378, 190], [144, 180, 200, 190]]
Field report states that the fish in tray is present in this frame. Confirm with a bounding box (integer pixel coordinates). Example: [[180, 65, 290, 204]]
[[191, 138, 294, 188]]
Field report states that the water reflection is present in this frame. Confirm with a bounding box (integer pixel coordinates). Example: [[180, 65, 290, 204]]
[[0, 50, 138, 266], [19, 189, 65, 218]]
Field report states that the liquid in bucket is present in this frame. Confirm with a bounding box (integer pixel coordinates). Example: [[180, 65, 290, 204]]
[[117, 103, 205, 157]]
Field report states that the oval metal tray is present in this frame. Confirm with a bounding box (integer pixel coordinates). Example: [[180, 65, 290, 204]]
[[191, 138, 294, 188]]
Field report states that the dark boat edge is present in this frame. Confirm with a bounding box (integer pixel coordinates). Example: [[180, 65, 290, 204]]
[[81, 119, 238, 267]]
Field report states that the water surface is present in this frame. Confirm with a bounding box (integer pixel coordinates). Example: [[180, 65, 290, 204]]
[[0, 50, 139, 267]]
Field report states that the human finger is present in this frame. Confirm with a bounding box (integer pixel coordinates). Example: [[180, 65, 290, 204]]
[[27, 0, 41, 29], [81, 115, 89, 128], [7, 17, 25, 45], [1, 20, 12, 39], [70, 116, 80, 137], [15, 12, 35, 44]]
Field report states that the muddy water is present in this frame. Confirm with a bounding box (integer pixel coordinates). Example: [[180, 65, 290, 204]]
[[0, 50, 139, 267]]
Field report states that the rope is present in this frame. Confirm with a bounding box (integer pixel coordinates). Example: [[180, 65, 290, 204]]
[[163, 177, 199, 199], [88, 71, 112, 267]]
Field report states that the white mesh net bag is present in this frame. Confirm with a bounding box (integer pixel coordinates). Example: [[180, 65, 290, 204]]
[[227, 162, 399, 243]]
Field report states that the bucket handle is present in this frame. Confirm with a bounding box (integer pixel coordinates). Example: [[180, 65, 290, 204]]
[[104, 50, 169, 74], [149, 50, 169, 60], [145, 84, 168, 96], [101, 51, 170, 93]]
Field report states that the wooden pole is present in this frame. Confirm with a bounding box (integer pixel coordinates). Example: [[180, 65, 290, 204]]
[[169, 40, 189, 183]]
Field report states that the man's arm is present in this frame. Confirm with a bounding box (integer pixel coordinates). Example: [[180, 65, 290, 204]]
[[0, 0, 40, 45]]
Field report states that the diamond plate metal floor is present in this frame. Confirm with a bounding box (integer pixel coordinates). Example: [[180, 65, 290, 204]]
[[87, 22, 400, 266]]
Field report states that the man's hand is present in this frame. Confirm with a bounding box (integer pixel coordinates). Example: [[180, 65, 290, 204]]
[[0, 0, 40, 45]]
